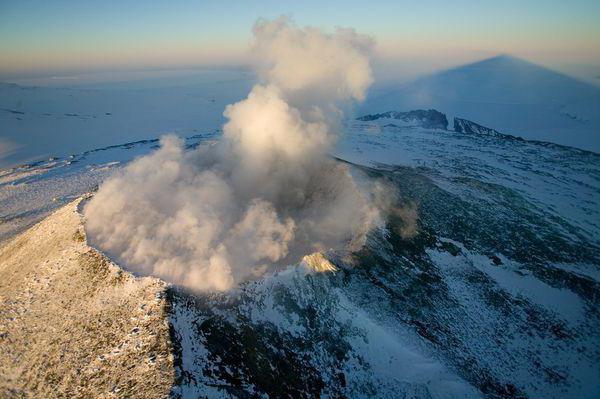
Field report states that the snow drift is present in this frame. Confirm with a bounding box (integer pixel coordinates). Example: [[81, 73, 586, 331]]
[[84, 17, 388, 291]]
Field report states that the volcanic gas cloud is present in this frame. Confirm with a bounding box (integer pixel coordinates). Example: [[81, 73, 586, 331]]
[[84, 17, 392, 291]]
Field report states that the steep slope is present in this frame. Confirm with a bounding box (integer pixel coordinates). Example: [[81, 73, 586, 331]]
[[453, 117, 502, 136], [167, 156, 600, 398], [0, 198, 175, 398], [0, 197, 482, 399]]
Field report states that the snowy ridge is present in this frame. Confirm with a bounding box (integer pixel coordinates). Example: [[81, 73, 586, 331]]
[[357, 109, 449, 130], [453, 117, 502, 136]]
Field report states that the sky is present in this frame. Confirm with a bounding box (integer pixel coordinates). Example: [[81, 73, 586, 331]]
[[1, 0, 599, 79]]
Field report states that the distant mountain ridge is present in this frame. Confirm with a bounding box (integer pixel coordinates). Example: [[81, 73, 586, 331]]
[[361, 55, 600, 153], [356, 108, 569, 145], [356, 109, 448, 129], [356, 108, 600, 155], [357, 108, 504, 133]]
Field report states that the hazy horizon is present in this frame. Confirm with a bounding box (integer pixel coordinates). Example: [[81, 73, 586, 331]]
[[2, 54, 599, 90], [1, 1, 599, 84]]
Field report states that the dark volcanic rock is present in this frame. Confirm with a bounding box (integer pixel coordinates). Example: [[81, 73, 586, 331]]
[[358, 109, 448, 130], [453, 117, 501, 136]]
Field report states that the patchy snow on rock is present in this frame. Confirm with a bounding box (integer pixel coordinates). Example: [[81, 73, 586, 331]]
[[0, 198, 175, 398]]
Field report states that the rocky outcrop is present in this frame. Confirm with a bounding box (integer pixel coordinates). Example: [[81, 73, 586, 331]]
[[302, 252, 337, 272], [453, 117, 501, 136], [357, 109, 448, 130]]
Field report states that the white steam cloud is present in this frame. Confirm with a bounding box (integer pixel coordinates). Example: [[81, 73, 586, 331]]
[[84, 17, 386, 291]]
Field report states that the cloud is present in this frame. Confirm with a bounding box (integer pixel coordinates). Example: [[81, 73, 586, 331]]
[[85, 17, 389, 291]]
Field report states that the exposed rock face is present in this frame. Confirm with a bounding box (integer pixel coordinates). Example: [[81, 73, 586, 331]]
[[357, 109, 448, 130], [302, 252, 338, 272], [453, 117, 501, 136], [0, 198, 175, 398]]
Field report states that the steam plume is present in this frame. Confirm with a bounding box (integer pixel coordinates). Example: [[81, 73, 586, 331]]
[[84, 17, 383, 291]]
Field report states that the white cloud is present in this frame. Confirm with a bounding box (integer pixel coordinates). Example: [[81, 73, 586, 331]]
[[85, 17, 391, 291]]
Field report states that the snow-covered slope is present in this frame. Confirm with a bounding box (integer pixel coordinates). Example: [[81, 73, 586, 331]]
[[339, 112, 600, 244], [0, 198, 175, 398], [361, 55, 600, 152], [0, 134, 211, 243], [0, 69, 252, 168], [1, 110, 599, 398]]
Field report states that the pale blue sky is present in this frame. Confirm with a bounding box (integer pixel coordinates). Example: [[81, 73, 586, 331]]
[[1, 0, 599, 77]]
